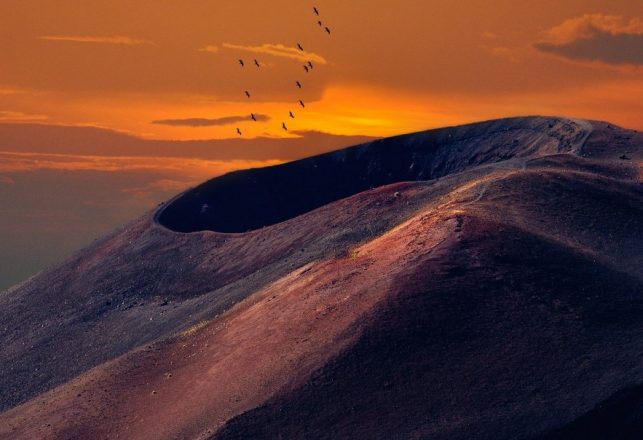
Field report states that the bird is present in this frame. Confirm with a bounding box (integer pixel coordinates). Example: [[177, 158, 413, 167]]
[[325, 26, 331, 35], [296, 81, 302, 89], [318, 20, 323, 26], [282, 122, 288, 131], [245, 91, 251, 98], [304, 65, 309, 73], [308, 61, 314, 69], [313, 7, 319, 15], [238, 59, 245, 67], [236, 128, 242, 135], [297, 43, 304, 51], [299, 100, 305, 108], [289, 111, 295, 119], [254, 59, 260, 67], [251, 113, 257, 122]]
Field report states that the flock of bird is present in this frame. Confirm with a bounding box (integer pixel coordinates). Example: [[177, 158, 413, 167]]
[[235, 5, 331, 136]]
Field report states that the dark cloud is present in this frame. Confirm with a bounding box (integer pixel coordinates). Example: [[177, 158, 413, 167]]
[[0, 123, 375, 162], [535, 31, 643, 65], [151, 114, 270, 127], [535, 15, 643, 65]]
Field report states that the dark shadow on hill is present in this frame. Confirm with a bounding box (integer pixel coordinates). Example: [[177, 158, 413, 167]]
[[157, 117, 584, 233], [535, 384, 643, 440]]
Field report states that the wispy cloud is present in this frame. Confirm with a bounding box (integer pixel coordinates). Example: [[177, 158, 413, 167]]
[[151, 114, 270, 127], [0, 151, 281, 174], [0, 111, 48, 121], [535, 14, 643, 65], [39, 35, 151, 45], [0, 87, 47, 96], [198, 45, 220, 54], [203, 43, 327, 64]]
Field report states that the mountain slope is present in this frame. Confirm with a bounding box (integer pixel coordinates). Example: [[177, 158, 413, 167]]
[[0, 116, 641, 440]]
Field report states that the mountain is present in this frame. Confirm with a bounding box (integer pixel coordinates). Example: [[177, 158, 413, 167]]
[[0, 116, 641, 440]]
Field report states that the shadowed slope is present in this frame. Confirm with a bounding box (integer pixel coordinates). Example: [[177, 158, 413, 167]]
[[157, 117, 586, 233], [535, 384, 643, 440]]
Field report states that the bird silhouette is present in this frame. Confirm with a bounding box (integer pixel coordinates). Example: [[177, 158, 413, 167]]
[[236, 128, 242, 135], [299, 100, 305, 108], [282, 122, 288, 131], [318, 20, 323, 26], [289, 111, 295, 119], [251, 113, 257, 122], [296, 81, 302, 88], [325, 26, 331, 35], [254, 59, 260, 67], [245, 91, 251, 98], [308, 61, 314, 69], [297, 43, 304, 51], [304, 65, 309, 73], [313, 7, 319, 15], [238, 59, 245, 67]]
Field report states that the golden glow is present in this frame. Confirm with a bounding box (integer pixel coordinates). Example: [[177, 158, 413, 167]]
[[2, 0, 643, 143]]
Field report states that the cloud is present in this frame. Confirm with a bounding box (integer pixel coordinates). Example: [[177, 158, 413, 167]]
[[198, 45, 220, 54], [0, 111, 48, 121], [39, 35, 150, 45], [0, 176, 15, 185], [0, 151, 281, 174], [535, 14, 643, 65], [211, 43, 327, 64], [151, 115, 270, 127]]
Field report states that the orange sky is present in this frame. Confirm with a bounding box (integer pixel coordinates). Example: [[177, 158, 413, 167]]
[[3, 0, 643, 290], [2, 0, 643, 140]]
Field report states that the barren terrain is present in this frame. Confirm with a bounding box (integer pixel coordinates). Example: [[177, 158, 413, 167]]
[[1, 117, 641, 439]]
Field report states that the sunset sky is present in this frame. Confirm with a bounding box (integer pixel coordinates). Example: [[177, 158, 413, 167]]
[[2, 0, 643, 289], [2, 0, 643, 140]]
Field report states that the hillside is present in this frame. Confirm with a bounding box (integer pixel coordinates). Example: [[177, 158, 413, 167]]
[[0, 116, 642, 440]]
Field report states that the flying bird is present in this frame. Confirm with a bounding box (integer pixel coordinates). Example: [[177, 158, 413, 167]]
[[296, 81, 302, 89], [308, 61, 314, 69], [236, 128, 242, 135], [318, 20, 323, 26], [325, 26, 331, 35], [289, 111, 295, 119], [245, 90, 251, 98], [297, 43, 304, 51], [282, 122, 288, 131], [251, 113, 257, 121], [313, 7, 319, 15], [299, 100, 305, 108], [304, 65, 309, 73], [238, 59, 245, 67], [254, 59, 261, 67]]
